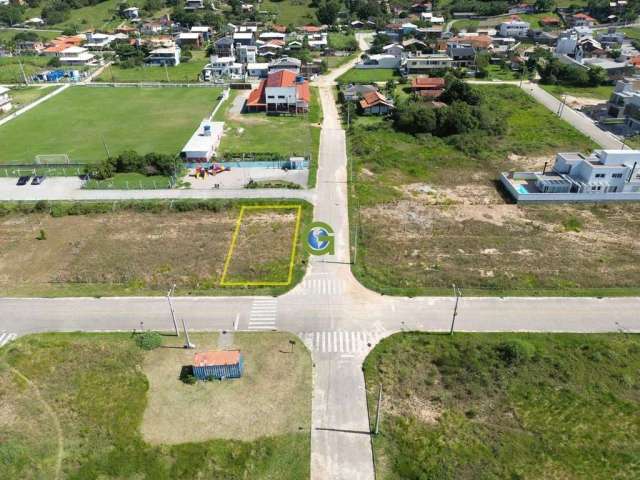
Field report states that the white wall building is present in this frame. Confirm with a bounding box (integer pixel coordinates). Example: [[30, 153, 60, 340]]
[[356, 54, 401, 69], [405, 53, 453, 73], [499, 20, 530, 38], [59, 46, 97, 66], [181, 120, 225, 162], [203, 55, 244, 78], [145, 46, 181, 66], [0, 86, 12, 113]]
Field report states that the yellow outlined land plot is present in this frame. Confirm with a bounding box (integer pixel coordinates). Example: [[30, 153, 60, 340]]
[[220, 205, 302, 286]]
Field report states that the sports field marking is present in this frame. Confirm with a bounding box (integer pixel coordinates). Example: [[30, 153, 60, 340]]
[[220, 205, 302, 286]]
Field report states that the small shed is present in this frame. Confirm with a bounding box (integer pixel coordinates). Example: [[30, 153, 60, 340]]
[[192, 350, 243, 380]]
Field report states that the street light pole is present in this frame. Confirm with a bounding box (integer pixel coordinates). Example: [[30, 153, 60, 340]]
[[181, 316, 195, 349], [450, 284, 462, 335], [167, 283, 179, 336]]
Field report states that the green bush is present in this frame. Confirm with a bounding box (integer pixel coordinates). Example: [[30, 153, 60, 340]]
[[135, 331, 163, 351], [495, 340, 535, 366]]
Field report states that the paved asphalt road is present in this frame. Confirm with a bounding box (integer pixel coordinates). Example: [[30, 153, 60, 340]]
[[2, 32, 640, 479]]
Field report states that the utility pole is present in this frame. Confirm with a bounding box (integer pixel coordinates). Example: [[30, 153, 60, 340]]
[[450, 284, 462, 335], [557, 95, 567, 117], [101, 135, 111, 159], [374, 384, 382, 435], [519, 65, 525, 88], [167, 284, 179, 336], [181, 316, 195, 349]]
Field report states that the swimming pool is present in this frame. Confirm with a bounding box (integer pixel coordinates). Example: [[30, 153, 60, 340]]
[[186, 160, 309, 170], [516, 185, 528, 195]]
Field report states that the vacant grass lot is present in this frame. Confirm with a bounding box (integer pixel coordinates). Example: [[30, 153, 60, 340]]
[[0, 86, 220, 164], [0, 56, 50, 84], [0, 28, 61, 43], [364, 332, 640, 480], [95, 51, 209, 83], [24, 0, 122, 30], [0, 200, 310, 297], [348, 85, 616, 296], [142, 332, 311, 444], [222, 207, 301, 285], [337, 68, 399, 84], [260, 0, 315, 25], [540, 83, 614, 101], [0, 332, 311, 479]]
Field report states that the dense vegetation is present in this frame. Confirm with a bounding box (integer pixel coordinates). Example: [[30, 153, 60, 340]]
[[364, 332, 640, 480], [88, 150, 178, 180], [529, 48, 609, 88]]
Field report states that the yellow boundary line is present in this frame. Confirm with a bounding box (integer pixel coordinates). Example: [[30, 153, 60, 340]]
[[220, 205, 303, 286]]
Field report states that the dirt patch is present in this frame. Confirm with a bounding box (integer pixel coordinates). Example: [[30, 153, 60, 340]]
[[401, 183, 505, 206], [564, 95, 606, 109], [141, 332, 312, 444], [507, 153, 556, 172]]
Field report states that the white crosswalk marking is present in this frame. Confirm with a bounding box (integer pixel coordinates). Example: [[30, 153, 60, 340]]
[[297, 331, 385, 354], [0, 331, 17, 348], [248, 298, 277, 330], [291, 278, 345, 296]]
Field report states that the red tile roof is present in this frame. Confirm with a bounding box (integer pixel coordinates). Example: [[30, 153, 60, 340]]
[[266, 69, 298, 88], [417, 89, 443, 98], [574, 13, 596, 21], [247, 79, 266, 106], [412, 77, 445, 89], [300, 25, 325, 33], [360, 91, 394, 109], [297, 81, 310, 103], [194, 350, 241, 367], [272, 24, 287, 33], [449, 35, 492, 49]]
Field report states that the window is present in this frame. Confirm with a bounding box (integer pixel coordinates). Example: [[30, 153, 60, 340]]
[[267, 95, 274, 99], [612, 173, 624, 178], [278, 95, 285, 99], [595, 173, 606, 178]]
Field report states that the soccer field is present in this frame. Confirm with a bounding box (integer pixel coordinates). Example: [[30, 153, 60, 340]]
[[0, 86, 221, 164]]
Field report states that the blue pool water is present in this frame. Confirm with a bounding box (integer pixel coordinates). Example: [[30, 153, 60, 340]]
[[516, 185, 528, 195]]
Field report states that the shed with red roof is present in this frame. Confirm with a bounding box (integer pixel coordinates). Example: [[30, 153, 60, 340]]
[[192, 350, 244, 380]]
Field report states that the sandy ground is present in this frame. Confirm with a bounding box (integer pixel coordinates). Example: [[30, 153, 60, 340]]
[[184, 167, 308, 189]]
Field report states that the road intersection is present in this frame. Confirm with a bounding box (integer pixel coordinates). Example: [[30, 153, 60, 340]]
[[2, 32, 640, 479]]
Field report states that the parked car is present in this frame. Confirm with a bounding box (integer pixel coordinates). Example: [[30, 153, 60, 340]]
[[31, 175, 45, 185], [16, 176, 30, 186]]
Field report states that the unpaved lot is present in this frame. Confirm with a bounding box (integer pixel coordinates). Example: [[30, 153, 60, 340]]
[[0, 207, 304, 296], [141, 332, 312, 444], [356, 202, 640, 294]]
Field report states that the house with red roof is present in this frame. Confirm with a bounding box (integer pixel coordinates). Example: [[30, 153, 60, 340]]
[[572, 12, 597, 27], [359, 91, 395, 115], [246, 69, 310, 114], [411, 77, 445, 99]]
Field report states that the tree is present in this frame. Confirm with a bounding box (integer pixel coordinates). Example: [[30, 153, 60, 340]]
[[587, 65, 607, 87], [0, 5, 25, 25], [438, 101, 479, 136], [534, 0, 553, 12], [441, 78, 480, 105], [316, 0, 340, 25], [392, 101, 438, 134]]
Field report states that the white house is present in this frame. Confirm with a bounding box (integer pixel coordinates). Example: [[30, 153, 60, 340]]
[[145, 46, 181, 66], [202, 55, 244, 78], [247, 62, 269, 77], [122, 7, 139, 19], [405, 53, 453, 73], [499, 19, 530, 38], [181, 120, 225, 163], [0, 86, 12, 114], [59, 46, 97, 66], [190, 26, 211, 41], [382, 43, 404, 58], [501, 149, 640, 202], [83, 32, 115, 50], [236, 44, 257, 63], [356, 54, 401, 69], [259, 32, 286, 41], [233, 31, 255, 46], [307, 32, 328, 50], [184, 0, 205, 10], [25, 17, 45, 26], [268, 56, 301, 73]]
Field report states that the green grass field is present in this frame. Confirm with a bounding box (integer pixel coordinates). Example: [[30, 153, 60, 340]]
[[0, 28, 60, 43], [0, 86, 221, 164], [541, 83, 614, 101], [95, 51, 209, 83], [24, 0, 122, 30], [484, 64, 521, 81], [364, 332, 640, 480], [328, 32, 358, 51], [83, 172, 172, 189], [0, 331, 311, 479], [337, 68, 399, 84], [0, 56, 50, 84], [260, 0, 315, 25]]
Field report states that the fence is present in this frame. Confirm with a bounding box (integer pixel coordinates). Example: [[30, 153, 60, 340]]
[[0, 164, 86, 177], [83, 82, 227, 88]]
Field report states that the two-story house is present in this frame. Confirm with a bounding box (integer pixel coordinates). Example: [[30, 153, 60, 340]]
[[499, 19, 530, 38], [246, 69, 310, 113], [0, 86, 12, 114], [145, 46, 181, 66], [202, 55, 244, 79]]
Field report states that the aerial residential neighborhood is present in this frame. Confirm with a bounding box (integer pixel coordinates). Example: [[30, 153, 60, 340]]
[[1, 0, 640, 478]]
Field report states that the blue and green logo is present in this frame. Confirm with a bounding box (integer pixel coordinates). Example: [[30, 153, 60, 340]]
[[304, 222, 335, 256]]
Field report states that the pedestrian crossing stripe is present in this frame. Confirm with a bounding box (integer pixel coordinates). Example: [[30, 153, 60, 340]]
[[0, 332, 17, 348], [291, 278, 344, 296], [248, 299, 277, 330], [297, 331, 384, 353]]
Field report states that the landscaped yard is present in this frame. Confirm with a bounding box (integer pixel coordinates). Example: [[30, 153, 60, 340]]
[[95, 51, 209, 83], [364, 332, 640, 480], [483, 64, 521, 81], [0, 86, 221, 164], [0, 331, 311, 479], [0, 85, 60, 119], [217, 87, 322, 187], [0, 200, 311, 297], [337, 68, 399, 84], [346, 84, 632, 296], [540, 83, 614, 101]]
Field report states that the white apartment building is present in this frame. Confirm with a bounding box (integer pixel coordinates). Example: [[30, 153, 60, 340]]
[[59, 46, 97, 66], [498, 19, 530, 38], [405, 53, 453, 73], [202, 55, 244, 78], [145, 46, 181, 66]]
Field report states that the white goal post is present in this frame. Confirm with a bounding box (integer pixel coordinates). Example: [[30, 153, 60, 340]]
[[34, 154, 71, 165]]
